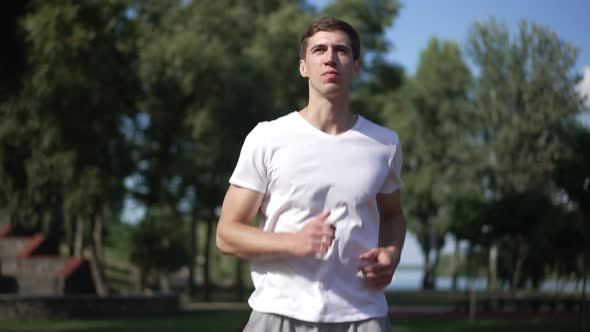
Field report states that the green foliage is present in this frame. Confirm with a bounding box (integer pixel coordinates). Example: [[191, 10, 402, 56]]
[[481, 192, 566, 287], [554, 124, 590, 213], [106, 219, 136, 260], [457, 18, 587, 289], [1, 0, 587, 296], [1, 0, 137, 233], [552, 124, 590, 278], [0, 1, 30, 99], [383, 37, 472, 288], [382, 18, 587, 290], [323, 0, 401, 57], [130, 207, 188, 273], [468, 19, 583, 194], [118, 0, 406, 295], [446, 195, 487, 243], [392, 37, 472, 226]]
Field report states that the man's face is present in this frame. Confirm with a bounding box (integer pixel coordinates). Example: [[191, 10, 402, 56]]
[[299, 30, 360, 98]]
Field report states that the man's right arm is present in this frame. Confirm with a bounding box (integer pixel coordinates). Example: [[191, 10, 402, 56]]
[[216, 184, 334, 259]]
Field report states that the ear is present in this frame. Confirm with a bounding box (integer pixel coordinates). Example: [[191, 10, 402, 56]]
[[299, 59, 308, 78], [352, 59, 361, 77]]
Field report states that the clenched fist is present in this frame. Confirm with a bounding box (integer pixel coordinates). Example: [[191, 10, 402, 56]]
[[358, 247, 400, 289], [290, 211, 335, 256]]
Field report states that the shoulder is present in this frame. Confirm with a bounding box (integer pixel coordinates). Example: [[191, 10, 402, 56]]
[[357, 116, 401, 147], [267, 112, 297, 130], [249, 112, 296, 138]]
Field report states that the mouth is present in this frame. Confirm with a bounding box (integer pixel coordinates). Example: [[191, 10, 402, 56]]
[[322, 71, 339, 78]]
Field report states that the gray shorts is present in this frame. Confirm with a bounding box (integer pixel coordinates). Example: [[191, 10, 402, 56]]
[[242, 311, 392, 332]]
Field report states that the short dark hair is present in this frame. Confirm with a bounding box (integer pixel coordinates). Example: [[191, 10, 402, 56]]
[[300, 17, 361, 61]]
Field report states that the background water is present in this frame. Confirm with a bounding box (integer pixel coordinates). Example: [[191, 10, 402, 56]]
[[387, 269, 586, 292]]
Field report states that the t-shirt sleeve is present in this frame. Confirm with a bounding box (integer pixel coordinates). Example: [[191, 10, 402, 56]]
[[229, 123, 269, 193], [379, 137, 404, 194]]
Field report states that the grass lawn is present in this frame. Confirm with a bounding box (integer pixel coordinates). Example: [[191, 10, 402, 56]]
[[0, 311, 577, 332], [0, 311, 250, 332]]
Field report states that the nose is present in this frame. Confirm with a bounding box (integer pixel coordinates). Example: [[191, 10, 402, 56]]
[[323, 47, 337, 65]]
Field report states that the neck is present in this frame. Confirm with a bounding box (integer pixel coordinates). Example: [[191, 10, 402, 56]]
[[300, 88, 356, 135]]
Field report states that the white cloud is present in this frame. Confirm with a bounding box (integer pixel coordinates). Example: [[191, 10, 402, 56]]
[[577, 66, 590, 127], [578, 66, 590, 109]]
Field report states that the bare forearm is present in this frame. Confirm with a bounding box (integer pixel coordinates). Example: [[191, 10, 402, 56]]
[[216, 185, 295, 259], [217, 220, 295, 259], [378, 211, 406, 261]]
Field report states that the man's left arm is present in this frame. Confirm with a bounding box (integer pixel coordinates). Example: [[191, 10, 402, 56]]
[[359, 189, 406, 289]]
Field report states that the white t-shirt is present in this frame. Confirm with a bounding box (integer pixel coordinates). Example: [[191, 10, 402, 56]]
[[229, 111, 404, 322]]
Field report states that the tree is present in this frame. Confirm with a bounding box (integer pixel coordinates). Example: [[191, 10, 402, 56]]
[[386, 38, 472, 289], [0, 0, 30, 100], [130, 206, 188, 292], [446, 194, 487, 289], [553, 123, 590, 296], [131, 0, 404, 299], [1, 0, 138, 295], [482, 192, 560, 288], [466, 18, 585, 290], [131, 0, 285, 298], [468, 19, 582, 194]]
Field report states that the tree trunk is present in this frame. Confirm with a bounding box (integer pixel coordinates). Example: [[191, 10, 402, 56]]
[[93, 212, 105, 264], [74, 216, 84, 257], [203, 211, 214, 301], [188, 206, 199, 297], [421, 223, 436, 290], [421, 247, 435, 290], [513, 243, 528, 289], [139, 267, 147, 293], [466, 243, 474, 290], [89, 246, 109, 296], [8, 211, 16, 227], [489, 242, 499, 291], [159, 271, 170, 293], [451, 238, 460, 291], [235, 258, 244, 301], [64, 215, 74, 256], [580, 211, 588, 331], [581, 253, 588, 332], [89, 212, 109, 296], [431, 246, 441, 289]]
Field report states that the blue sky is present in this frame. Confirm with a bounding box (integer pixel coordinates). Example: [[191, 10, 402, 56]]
[[386, 0, 589, 74], [313, 0, 589, 74]]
